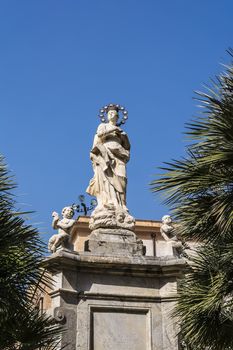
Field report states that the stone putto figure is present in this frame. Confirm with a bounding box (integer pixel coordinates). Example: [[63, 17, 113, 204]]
[[86, 104, 135, 230], [160, 215, 177, 241], [160, 215, 183, 256], [48, 206, 75, 253]]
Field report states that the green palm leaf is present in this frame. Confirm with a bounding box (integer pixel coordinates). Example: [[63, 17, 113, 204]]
[[0, 155, 63, 349], [151, 51, 233, 349]]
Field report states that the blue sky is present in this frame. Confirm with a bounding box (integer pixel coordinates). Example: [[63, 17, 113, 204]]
[[1, 0, 232, 242]]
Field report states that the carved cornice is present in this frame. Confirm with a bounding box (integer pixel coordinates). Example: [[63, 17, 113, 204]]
[[44, 250, 187, 277]]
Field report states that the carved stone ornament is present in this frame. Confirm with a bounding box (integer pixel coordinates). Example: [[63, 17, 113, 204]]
[[48, 206, 75, 253], [160, 215, 183, 256], [86, 103, 135, 231], [160, 215, 176, 241], [89, 206, 135, 231], [54, 307, 66, 324]]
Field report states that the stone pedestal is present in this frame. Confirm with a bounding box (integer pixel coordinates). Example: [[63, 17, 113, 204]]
[[45, 250, 186, 350], [86, 228, 145, 256], [156, 240, 182, 258]]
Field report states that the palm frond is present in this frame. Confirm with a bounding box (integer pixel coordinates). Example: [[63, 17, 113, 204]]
[[0, 156, 62, 349], [151, 53, 233, 348]]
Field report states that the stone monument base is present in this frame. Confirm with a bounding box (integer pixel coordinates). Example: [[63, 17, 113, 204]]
[[45, 250, 187, 350], [85, 228, 145, 256]]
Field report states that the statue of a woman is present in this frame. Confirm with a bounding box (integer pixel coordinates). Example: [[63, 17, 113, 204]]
[[86, 104, 134, 230]]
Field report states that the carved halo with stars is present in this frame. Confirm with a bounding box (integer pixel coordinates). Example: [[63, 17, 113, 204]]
[[98, 103, 128, 126]]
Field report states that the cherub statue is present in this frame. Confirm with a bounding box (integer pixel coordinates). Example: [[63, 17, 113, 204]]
[[160, 215, 183, 257], [48, 206, 75, 253], [160, 215, 177, 241]]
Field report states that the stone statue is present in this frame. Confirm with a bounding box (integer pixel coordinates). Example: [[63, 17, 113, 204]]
[[86, 104, 135, 230], [160, 215, 183, 256], [48, 206, 75, 253], [160, 215, 177, 241]]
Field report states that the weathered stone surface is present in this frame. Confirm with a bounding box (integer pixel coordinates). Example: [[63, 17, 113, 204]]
[[48, 207, 75, 253], [86, 104, 135, 232], [44, 250, 187, 350], [85, 227, 145, 256], [161, 300, 179, 350], [45, 249, 186, 277], [54, 306, 77, 349], [92, 308, 149, 350], [89, 206, 135, 231], [160, 215, 183, 257]]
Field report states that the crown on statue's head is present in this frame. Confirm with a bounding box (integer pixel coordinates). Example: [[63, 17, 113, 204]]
[[98, 103, 128, 126], [107, 104, 119, 112]]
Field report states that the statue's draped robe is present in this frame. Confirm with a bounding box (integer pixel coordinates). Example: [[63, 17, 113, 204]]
[[86, 123, 130, 209]]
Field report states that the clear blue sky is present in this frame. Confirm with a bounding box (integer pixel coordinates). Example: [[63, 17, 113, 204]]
[[1, 0, 232, 242]]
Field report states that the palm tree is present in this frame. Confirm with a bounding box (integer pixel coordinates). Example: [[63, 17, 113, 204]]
[[0, 155, 62, 349], [151, 51, 233, 349]]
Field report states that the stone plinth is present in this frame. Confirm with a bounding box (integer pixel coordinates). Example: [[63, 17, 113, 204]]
[[44, 250, 187, 350], [156, 240, 182, 258], [85, 227, 145, 256]]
